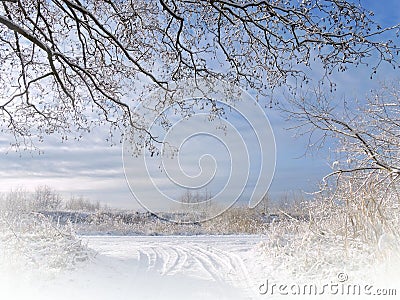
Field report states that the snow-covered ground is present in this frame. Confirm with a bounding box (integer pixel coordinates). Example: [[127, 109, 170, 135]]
[[1, 234, 399, 300], [1, 235, 264, 300]]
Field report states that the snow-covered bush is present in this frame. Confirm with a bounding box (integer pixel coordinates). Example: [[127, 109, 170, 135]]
[[255, 197, 400, 286], [0, 199, 94, 274]]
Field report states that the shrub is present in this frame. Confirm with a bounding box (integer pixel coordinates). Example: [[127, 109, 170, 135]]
[[0, 192, 94, 274]]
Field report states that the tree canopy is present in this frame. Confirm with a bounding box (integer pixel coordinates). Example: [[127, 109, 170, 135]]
[[0, 0, 399, 148]]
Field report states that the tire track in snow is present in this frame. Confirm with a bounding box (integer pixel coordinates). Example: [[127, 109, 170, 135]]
[[134, 241, 254, 296], [189, 244, 255, 297], [85, 235, 264, 299], [161, 246, 187, 276]]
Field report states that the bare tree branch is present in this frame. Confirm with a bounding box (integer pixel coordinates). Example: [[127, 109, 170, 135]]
[[0, 0, 399, 149]]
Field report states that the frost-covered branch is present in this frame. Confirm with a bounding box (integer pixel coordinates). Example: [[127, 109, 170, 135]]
[[0, 0, 399, 149]]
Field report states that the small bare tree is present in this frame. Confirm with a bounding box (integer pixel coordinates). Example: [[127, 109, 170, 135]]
[[65, 195, 100, 212], [255, 193, 270, 215], [33, 185, 62, 210], [0, 187, 31, 212]]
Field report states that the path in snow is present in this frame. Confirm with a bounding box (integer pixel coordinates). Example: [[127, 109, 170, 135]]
[[3, 234, 399, 300], [83, 235, 265, 299], [2, 235, 268, 300]]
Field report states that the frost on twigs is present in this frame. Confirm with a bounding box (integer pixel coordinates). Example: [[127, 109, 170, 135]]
[[255, 199, 400, 287], [0, 0, 399, 150], [285, 81, 400, 242], [274, 81, 400, 283], [0, 210, 94, 275]]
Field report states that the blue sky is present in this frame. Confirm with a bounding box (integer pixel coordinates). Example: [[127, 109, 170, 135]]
[[0, 1, 399, 210]]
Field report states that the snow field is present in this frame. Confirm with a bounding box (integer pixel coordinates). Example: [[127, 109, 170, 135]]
[[1, 233, 399, 300]]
